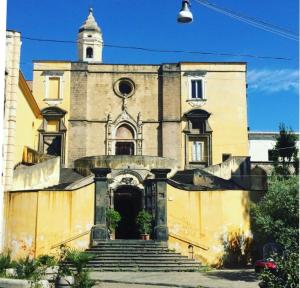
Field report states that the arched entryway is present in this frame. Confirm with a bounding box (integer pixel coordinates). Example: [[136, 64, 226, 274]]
[[114, 186, 143, 239]]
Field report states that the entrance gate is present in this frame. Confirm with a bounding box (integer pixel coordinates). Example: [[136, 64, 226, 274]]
[[114, 186, 142, 239]]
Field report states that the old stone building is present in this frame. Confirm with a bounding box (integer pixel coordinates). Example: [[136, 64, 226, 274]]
[[4, 9, 255, 266]]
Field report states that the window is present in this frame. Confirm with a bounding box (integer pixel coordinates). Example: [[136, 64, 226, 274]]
[[222, 154, 231, 162], [86, 47, 93, 58], [48, 77, 60, 99], [191, 79, 203, 99], [268, 149, 277, 161], [113, 78, 135, 98], [192, 141, 203, 162], [44, 71, 64, 102], [115, 142, 134, 155]]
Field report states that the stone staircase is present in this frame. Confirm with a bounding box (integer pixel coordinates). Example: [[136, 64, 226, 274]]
[[84, 240, 202, 272]]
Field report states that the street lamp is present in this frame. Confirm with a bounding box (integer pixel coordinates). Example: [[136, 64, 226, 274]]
[[177, 0, 193, 24]]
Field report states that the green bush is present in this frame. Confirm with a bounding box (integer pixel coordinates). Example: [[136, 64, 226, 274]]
[[0, 251, 16, 274], [15, 256, 41, 280], [106, 208, 121, 231], [64, 249, 95, 288], [260, 252, 299, 288], [36, 254, 57, 267], [251, 176, 299, 287], [136, 210, 152, 234]]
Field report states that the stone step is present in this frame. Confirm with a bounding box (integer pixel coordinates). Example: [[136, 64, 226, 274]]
[[87, 247, 170, 250], [94, 240, 160, 244], [89, 251, 181, 257], [86, 260, 199, 265], [91, 256, 190, 260], [79, 240, 202, 273], [89, 267, 200, 272]]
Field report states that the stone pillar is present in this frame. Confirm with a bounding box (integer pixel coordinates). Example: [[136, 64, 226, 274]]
[[151, 169, 171, 242], [91, 168, 111, 244]]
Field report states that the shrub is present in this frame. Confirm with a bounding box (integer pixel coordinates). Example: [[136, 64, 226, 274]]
[[63, 248, 95, 288], [106, 208, 121, 231], [15, 256, 42, 281], [36, 254, 57, 267], [0, 251, 16, 275], [136, 210, 152, 234]]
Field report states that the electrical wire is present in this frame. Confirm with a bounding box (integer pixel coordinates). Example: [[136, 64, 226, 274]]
[[21, 36, 292, 61], [193, 0, 299, 41]]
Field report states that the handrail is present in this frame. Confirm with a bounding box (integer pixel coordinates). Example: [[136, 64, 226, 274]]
[[50, 229, 91, 250], [169, 232, 209, 251]]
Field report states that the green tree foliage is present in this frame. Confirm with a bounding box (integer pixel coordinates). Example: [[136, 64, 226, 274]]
[[106, 208, 121, 231], [136, 210, 153, 234], [271, 123, 299, 176], [251, 176, 299, 287]]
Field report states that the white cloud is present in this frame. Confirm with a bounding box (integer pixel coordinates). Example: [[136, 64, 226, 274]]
[[247, 69, 299, 94]]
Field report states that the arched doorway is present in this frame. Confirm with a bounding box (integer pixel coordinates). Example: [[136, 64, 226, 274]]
[[115, 124, 135, 155], [114, 186, 142, 239]]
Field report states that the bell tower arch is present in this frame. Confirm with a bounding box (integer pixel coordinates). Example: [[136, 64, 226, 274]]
[[77, 8, 103, 62]]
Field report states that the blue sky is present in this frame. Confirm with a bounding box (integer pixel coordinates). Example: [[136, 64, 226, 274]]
[[6, 0, 299, 131]]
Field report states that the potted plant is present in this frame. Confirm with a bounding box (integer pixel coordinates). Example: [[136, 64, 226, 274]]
[[64, 249, 95, 288], [37, 254, 58, 281], [0, 251, 17, 277], [136, 210, 153, 240], [56, 245, 74, 288], [14, 255, 50, 288], [106, 208, 121, 240]]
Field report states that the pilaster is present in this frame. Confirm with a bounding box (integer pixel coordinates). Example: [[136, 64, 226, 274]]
[[151, 168, 171, 242], [91, 168, 111, 244]]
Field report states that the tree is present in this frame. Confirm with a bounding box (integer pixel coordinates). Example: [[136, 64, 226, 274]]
[[251, 176, 299, 287], [271, 123, 299, 176]]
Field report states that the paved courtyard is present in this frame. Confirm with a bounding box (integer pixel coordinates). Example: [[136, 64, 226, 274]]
[[92, 269, 260, 288]]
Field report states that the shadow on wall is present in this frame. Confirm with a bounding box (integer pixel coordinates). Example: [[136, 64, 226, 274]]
[[216, 229, 253, 268]]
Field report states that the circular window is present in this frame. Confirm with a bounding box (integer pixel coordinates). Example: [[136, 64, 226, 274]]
[[114, 78, 135, 98]]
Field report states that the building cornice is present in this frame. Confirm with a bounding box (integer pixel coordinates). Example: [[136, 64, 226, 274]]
[[18, 71, 41, 118]]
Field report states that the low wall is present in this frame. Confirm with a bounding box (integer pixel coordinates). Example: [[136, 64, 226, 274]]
[[203, 156, 251, 189], [74, 155, 178, 177], [11, 157, 60, 191], [4, 183, 95, 259], [167, 183, 252, 266]]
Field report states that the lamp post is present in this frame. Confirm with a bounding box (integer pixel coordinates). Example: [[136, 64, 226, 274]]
[[177, 0, 193, 23]]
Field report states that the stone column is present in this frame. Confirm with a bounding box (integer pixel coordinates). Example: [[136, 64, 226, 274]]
[[151, 169, 171, 242], [91, 168, 111, 244]]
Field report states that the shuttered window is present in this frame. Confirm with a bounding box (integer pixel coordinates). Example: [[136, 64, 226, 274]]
[[192, 141, 203, 161]]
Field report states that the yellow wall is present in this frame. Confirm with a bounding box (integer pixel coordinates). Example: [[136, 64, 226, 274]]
[[180, 63, 249, 167], [4, 183, 95, 259], [167, 183, 251, 265], [33, 62, 71, 166], [15, 85, 41, 165]]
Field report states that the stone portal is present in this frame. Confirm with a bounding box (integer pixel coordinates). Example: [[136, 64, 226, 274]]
[[114, 186, 142, 239]]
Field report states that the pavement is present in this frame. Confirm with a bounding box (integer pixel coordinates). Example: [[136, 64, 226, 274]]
[[91, 269, 260, 288]]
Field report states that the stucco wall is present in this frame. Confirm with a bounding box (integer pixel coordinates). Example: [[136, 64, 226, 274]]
[[12, 157, 60, 191], [167, 184, 251, 265], [32, 61, 248, 170], [4, 183, 95, 259], [180, 63, 249, 166], [14, 86, 41, 165]]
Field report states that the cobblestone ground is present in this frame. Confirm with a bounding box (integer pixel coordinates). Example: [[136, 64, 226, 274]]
[[94, 283, 176, 288], [91, 269, 260, 288]]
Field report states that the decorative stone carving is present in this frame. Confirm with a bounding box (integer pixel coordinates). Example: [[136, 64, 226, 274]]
[[186, 99, 207, 108], [105, 109, 143, 156]]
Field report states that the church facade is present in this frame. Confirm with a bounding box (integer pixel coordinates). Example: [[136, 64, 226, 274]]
[[4, 9, 255, 266]]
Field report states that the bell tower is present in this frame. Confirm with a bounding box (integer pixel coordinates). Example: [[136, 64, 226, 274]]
[[78, 8, 103, 62]]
